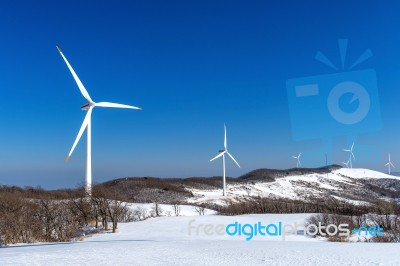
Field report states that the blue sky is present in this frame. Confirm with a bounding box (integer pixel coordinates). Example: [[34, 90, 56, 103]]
[[1, 0, 400, 189]]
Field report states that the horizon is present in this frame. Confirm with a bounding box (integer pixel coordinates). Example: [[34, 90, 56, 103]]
[[1, 1, 400, 189], [2, 165, 398, 190]]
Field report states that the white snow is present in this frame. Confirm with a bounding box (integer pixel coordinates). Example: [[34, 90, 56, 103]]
[[188, 168, 400, 204], [127, 203, 217, 216], [334, 168, 400, 180], [1, 169, 399, 265], [1, 213, 399, 265]]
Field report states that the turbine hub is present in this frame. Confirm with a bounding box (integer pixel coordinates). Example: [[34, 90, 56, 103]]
[[81, 102, 93, 111]]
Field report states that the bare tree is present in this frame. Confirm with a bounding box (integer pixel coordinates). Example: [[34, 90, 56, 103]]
[[194, 205, 206, 216], [133, 206, 148, 221], [151, 202, 164, 217], [173, 203, 181, 216], [107, 199, 128, 233]]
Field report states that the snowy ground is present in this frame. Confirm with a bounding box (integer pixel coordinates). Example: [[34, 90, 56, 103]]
[[1, 212, 399, 266], [127, 203, 217, 216]]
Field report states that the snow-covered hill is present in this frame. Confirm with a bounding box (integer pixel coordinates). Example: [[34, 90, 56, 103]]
[[188, 168, 400, 205], [1, 213, 399, 265]]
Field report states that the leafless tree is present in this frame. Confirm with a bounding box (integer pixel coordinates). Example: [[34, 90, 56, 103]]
[[173, 203, 181, 216], [151, 202, 164, 217], [194, 205, 206, 216], [133, 206, 149, 221]]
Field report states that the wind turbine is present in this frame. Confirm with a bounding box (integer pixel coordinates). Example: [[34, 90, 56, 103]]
[[209, 124, 240, 196], [343, 142, 355, 168], [342, 158, 350, 168], [385, 153, 395, 175], [57, 46, 141, 195], [292, 153, 301, 168]]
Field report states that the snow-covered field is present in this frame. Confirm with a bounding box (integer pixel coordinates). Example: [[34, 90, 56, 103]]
[[1, 212, 399, 266], [1, 169, 399, 265]]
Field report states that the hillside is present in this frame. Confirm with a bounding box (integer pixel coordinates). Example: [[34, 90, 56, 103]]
[[99, 167, 400, 206], [238, 164, 342, 181]]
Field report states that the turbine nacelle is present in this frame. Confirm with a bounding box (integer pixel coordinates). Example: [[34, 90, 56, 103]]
[[81, 102, 93, 111]]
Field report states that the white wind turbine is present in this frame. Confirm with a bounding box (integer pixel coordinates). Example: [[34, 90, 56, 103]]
[[342, 158, 350, 168], [57, 46, 141, 195], [209, 124, 240, 196], [292, 152, 301, 168], [343, 142, 355, 168], [385, 153, 395, 175]]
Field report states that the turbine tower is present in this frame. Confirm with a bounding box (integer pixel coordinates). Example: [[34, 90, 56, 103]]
[[385, 153, 395, 175], [343, 142, 355, 169], [292, 153, 301, 168], [57, 46, 141, 195], [209, 124, 240, 196]]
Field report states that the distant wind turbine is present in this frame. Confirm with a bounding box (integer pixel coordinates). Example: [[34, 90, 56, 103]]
[[342, 158, 350, 168], [343, 142, 355, 168], [57, 46, 142, 195], [209, 124, 240, 196], [292, 153, 301, 168], [385, 153, 395, 175]]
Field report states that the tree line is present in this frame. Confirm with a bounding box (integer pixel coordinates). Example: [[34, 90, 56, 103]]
[[214, 196, 400, 242], [0, 186, 131, 246]]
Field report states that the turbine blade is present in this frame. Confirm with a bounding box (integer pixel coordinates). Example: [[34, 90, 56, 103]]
[[95, 102, 142, 110], [298, 152, 301, 158], [66, 107, 93, 161], [224, 124, 227, 150], [57, 46, 93, 103], [209, 152, 225, 162], [390, 162, 395, 168], [226, 152, 240, 168], [351, 152, 355, 160], [385, 162, 390, 166]]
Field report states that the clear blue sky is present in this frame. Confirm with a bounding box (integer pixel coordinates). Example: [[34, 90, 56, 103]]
[[1, 0, 400, 189]]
